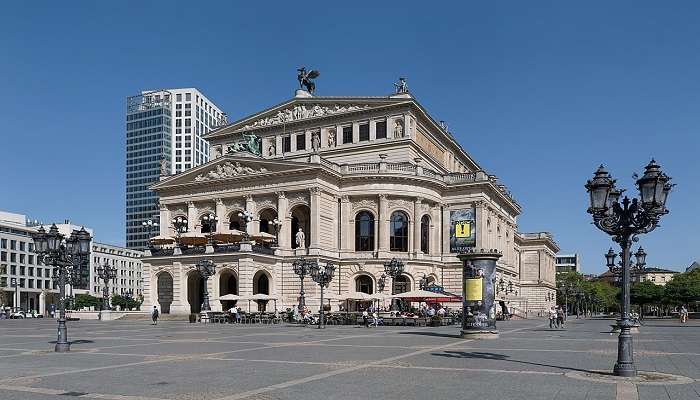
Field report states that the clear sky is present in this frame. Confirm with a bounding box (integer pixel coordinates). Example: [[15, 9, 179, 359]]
[[1, 2, 698, 274]]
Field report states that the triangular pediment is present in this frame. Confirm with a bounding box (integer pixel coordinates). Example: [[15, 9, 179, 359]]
[[150, 155, 321, 190], [204, 96, 412, 140]]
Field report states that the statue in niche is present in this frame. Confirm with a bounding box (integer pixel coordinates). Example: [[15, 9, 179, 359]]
[[327, 128, 336, 147], [295, 228, 306, 249], [311, 131, 321, 152], [393, 120, 404, 138], [268, 143, 276, 157]]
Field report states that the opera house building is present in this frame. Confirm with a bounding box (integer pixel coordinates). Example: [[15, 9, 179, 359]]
[[142, 83, 559, 317]]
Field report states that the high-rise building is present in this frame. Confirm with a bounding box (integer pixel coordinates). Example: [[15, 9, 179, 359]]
[[555, 253, 580, 274], [125, 88, 226, 249]]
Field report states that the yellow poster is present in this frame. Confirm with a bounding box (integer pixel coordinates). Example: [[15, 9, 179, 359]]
[[465, 278, 482, 301], [455, 221, 471, 238]]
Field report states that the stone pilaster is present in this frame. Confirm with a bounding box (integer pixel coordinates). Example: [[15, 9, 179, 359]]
[[245, 194, 256, 236], [378, 194, 389, 252], [340, 196, 351, 251], [475, 201, 487, 249], [442, 205, 450, 254], [277, 192, 289, 248], [413, 197, 422, 255], [215, 198, 226, 232], [187, 202, 197, 232], [159, 204, 170, 236], [309, 187, 321, 251]]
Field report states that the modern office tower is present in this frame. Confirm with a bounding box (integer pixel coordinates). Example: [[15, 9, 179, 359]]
[[555, 253, 580, 274], [125, 88, 226, 250]]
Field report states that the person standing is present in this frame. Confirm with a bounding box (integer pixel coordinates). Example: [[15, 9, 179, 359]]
[[362, 310, 369, 328], [548, 306, 557, 329], [229, 305, 239, 323], [151, 305, 159, 325]]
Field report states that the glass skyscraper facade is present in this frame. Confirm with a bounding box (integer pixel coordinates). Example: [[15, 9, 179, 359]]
[[125, 91, 172, 249], [125, 88, 226, 250]]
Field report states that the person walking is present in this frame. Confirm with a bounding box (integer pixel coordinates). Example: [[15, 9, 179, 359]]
[[229, 305, 239, 323], [371, 311, 379, 327], [680, 305, 688, 323], [151, 305, 159, 325], [556, 306, 565, 329], [362, 310, 369, 328], [548, 306, 557, 329]]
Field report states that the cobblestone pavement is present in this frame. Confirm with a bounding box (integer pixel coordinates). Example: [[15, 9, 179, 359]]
[[0, 317, 698, 400]]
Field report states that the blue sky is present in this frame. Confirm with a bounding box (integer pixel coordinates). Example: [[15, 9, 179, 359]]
[[1, 2, 698, 273]]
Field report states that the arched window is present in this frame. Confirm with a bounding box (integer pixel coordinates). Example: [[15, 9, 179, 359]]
[[420, 215, 430, 254], [229, 213, 242, 231], [354, 211, 375, 251], [355, 275, 374, 294], [390, 211, 409, 252]]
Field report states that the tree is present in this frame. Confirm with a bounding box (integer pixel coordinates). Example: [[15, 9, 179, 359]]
[[630, 281, 664, 315], [74, 294, 102, 310], [111, 294, 142, 311], [664, 269, 700, 309]]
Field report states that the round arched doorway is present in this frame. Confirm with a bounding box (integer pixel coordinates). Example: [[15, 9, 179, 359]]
[[156, 272, 173, 314], [219, 270, 238, 311], [253, 270, 271, 312], [187, 271, 204, 314]]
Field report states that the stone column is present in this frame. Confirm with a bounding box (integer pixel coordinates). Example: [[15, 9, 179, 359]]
[[339, 196, 351, 252], [39, 291, 46, 316], [215, 199, 226, 232], [187, 202, 197, 232], [309, 187, 321, 251], [475, 201, 487, 249], [413, 198, 422, 255], [458, 249, 503, 339], [275, 135, 283, 156], [442, 205, 451, 254], [378, 194, 389, 252], [277, 192, 289, 248], [159, 204, 171, 236]]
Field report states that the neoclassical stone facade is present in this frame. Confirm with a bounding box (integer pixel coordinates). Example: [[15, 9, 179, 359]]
[[142, 89, 559, 316]]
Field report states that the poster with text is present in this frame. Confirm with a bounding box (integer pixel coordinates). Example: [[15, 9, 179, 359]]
[[450, 208, 476, 252]]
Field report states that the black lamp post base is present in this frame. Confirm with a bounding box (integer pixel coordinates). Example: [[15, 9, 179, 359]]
[[55, 342, 70, 353], [460, 329, 499, 339], [613, 363, 637, 377]]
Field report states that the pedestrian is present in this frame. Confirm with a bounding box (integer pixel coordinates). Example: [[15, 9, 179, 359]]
[[362, 309, 369, 328], [229, 305, 238, 323], [680, 305, 688, 323], [372, 311, 379, 327], [151, 305, 159, 325], [556, 306, 565, 328], [548, 306, 557, 329]]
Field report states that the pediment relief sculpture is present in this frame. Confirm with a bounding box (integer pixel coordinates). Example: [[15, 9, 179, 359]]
[[243, 104, 370, 129], [194, 162, 268, 182]]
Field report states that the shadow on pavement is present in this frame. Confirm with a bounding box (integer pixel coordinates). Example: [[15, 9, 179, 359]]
[[397, 331, 462, 339], [432, 350, 610, 375]]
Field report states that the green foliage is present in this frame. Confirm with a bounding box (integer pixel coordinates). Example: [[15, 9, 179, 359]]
[[664, 269, 700, 305], [74, 294, 102, 310], [111, 295, 142, 311], [556, 272, 619, 311], [630, 281, 664, 306]]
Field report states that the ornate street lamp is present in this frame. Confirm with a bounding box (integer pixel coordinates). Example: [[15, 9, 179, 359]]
[[171, 216, 188, 249], [141, 219, 159, 246], [586, 160, 673, 377], [419, 274, 429, 290], [267, 218, 283, 247], [238, 210, 254, 241], [383, 258, 405, 310], [310, 261, 336, 329], [195, 260, 216, 311], [96, 262, 117, 310], [292, 257, 312, 311], [32, 224, 92, 352], [377, 273, 386, 293], [200, 213, 219, 245]]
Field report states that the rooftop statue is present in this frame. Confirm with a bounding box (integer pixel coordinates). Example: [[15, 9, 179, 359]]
[[227, 134, 262, 156], [394, 77, 409, 94], [297, 67, 320, 94]]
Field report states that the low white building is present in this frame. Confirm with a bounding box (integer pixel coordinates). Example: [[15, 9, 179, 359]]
[[91, 243, 143, 299]]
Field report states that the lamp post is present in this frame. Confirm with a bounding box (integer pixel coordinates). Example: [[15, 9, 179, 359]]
[[268, 218, 283, 247], [96, 262, 117, 310], [171, 216, 188, 251], [238, 210, 254, 241], [200, 214, 219, 244], [383, 258, 404, 310], [292, 257, 312, 311], [586, 160, 672, 377], [32, 224, 92, 352], [141, 219, 159, 246], [195, 260, 216, 312], [310, 261, 336, 329]]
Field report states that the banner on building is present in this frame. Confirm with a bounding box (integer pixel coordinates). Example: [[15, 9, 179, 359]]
[[450, 208, 476, 252]]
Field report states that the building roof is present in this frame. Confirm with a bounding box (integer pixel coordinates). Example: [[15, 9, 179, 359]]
[[687, 261, 700, 272], [638, 267, 679, 274]]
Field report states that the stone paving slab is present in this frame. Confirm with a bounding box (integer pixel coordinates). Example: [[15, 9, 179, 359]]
[[0, 317, 698, 400]]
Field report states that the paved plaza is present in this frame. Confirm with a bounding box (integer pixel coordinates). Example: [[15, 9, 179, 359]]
[[0, 318, 698, 400]]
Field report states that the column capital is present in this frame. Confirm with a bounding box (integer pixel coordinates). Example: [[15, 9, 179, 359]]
[[309, 187, 321, 195], [276, 191, 286, 199], [341, 195, 350, 203], [187, 201, 195, 208], [244, 193, 254, 201], [215, 198, 224, 206], [414, 197, 423, 204], [378, 193, 388, 200], [159, 203, 169, 211]]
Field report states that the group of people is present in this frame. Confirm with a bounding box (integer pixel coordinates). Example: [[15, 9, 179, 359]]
[[547, 305, 566, 329]]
